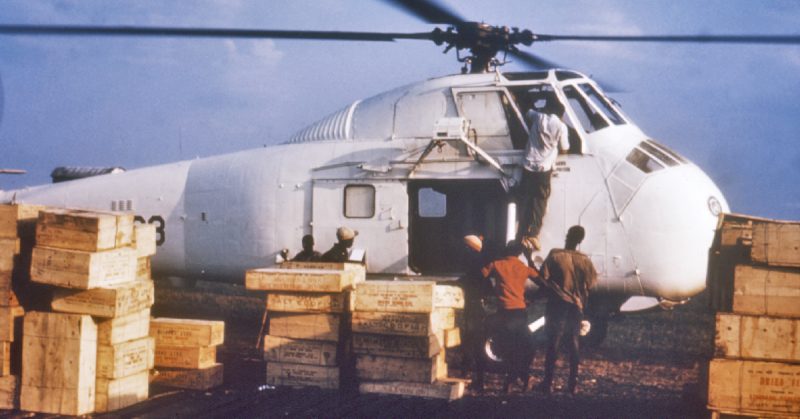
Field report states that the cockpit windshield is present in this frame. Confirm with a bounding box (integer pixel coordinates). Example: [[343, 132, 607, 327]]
[[579, 84, 626, 125], [562, 85, 609, 133]]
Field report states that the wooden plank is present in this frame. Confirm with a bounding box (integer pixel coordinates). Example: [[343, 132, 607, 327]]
[[30, 246, 137, 289], [266, 292, 351, 313], [356, 353, 447, 384], [751, 220, 800, 268], [51, 279, 154, 318], [708, 359, 800, 415], [0, 342, 11, 376], [97, 336, 155, 379], [715, 313, 800, 363], [268, 313, 340, 342], [0, 239, 19, 274], [351, 309, 455, 337], [245, 268, 354, 292], [20, 385, 95, 416], [133, 223, 157, 258], [95, 371, 149, 413], [352, 333, 442, 359], [152, 363, 223, 390], [0, 305, 24, 341], [0, 375, 18, 410], [155, 345, 217, 369], [265, 362, 339, 389], [733, 265, 800, 317], [0, 204, 44, 239], [359, 378, 467, 400], [150, 318, 224, 347], [434, 285, 465, 309], [263, 335, 337, 366], [20, 312, 97, 416], [353, 281, 436, 313], [97, 309, 151, 345], [444, 327, 461, 348]]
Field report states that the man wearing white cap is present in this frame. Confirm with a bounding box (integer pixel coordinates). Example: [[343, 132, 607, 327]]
[[321, 226, 358, 262]]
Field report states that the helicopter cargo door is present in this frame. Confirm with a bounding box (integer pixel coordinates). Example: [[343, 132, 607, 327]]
[[311, 179, 409, 274], [409, 180, 508, 275]]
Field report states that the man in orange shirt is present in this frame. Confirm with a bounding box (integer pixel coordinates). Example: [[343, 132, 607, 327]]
[[481, 240, 539, 392]]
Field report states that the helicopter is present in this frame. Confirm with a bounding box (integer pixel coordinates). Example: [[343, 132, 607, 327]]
[[0, 0, 798, 343]]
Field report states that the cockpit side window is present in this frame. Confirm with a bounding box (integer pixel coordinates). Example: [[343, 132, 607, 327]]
[[579, 84, 626, 125], [563, 85, 609, 133], [456, 91, 513, 151], [509, 84, 583, 154]]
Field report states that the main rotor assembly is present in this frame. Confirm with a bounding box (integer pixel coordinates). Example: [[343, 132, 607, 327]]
[[0, 0, 798, 74]]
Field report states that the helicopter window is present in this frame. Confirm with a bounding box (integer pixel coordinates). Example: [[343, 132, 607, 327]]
[[417, 187, 447, 218], [555, 71, 583, 81], [639, 141, 679, 167], [646, 139, 689, 164], [562, 85, 609, 133], [626, 148, 665, 173], [579, 84, 625, 125], [499, 94, 528, 149], [456, 91, 512, 150], [344, 185, 375, 218]]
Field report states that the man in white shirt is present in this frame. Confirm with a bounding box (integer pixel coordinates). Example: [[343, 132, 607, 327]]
[[518, 99, 569, 249]]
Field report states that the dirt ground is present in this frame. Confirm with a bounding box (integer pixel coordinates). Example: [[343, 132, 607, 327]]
[[7, 281, 716, 418]]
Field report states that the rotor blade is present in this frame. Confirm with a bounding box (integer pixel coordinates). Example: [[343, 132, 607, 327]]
[[508, 49, 562, 70], [383, 0, 466, 24], [534, 33, 800, 45], [0, 24, 434, 42]]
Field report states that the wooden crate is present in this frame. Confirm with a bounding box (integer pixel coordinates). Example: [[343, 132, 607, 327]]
[[352, 333, 442, 359], [434, 285, 465, 309], [30, 246, 137, 289], [708, 214, 757, 312], [136, 257, 151, 281], [263, 335, 338, 366], [716, 313, 800, 363], [0, 239, 19, 273], [708, 358, 800, 415], [0, 375, 18, 410], [155, 345, 217, 369], [353, 281, 437, 313], [359, 378, 467, 400], [36, 209, 134, 252], [95, 371, 149, 413], [268, 313, 340, 342], [351, 309, 455, 337], [133, 223, 157, 258], [51, 279, 154, 318], [0, 305, 24, 341], [152, 363, 223, 390], [751, 220, 800, 268], [21, 312, 97, 416], [97, 309, 151, 345], [150, 318, 224, 347], [733, 265, 800, 317], [265, 362, 339, 389], [97, 336, 155, 379], [280, 261, 366, 284], [0, 204, 44, 239], [245, 268, 354, 292], [444, 328, 461, 348], [356, 353, 447, 384], [0, 342, 11, 376], [266, 292, 351, 313]]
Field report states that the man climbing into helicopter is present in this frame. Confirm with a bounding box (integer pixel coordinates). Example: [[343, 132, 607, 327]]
[[517, 96, 570, 250]]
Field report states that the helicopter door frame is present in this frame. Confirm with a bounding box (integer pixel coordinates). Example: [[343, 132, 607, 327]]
[[451, 86, 528, 151], [311, 178, 410, 274]]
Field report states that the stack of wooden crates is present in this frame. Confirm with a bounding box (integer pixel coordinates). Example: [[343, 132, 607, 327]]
[[707, 213, 800, 418], [245, 262, 364, 390], [352, 280, 468, 400], [0, 204, 42, 410], [150, 317, 225, 390], [23, 208, 156, 415]]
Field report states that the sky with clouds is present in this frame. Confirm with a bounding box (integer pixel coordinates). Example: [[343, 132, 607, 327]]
[[0, 0, 798, 219]]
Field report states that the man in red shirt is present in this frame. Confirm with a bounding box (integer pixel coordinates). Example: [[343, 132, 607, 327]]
[[481, 240, 539, 392]]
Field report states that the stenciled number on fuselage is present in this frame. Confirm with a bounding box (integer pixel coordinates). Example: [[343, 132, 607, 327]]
[[133, 215, 166, 246]]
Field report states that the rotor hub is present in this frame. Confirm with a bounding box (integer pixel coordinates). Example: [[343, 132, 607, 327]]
[[431, 22, 535, 73]]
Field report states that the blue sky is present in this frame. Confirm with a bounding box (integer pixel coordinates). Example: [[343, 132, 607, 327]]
[[0, 0, 798, 219]]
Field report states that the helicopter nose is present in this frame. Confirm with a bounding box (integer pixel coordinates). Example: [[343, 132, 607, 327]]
[[621, 164, 729, 300]]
